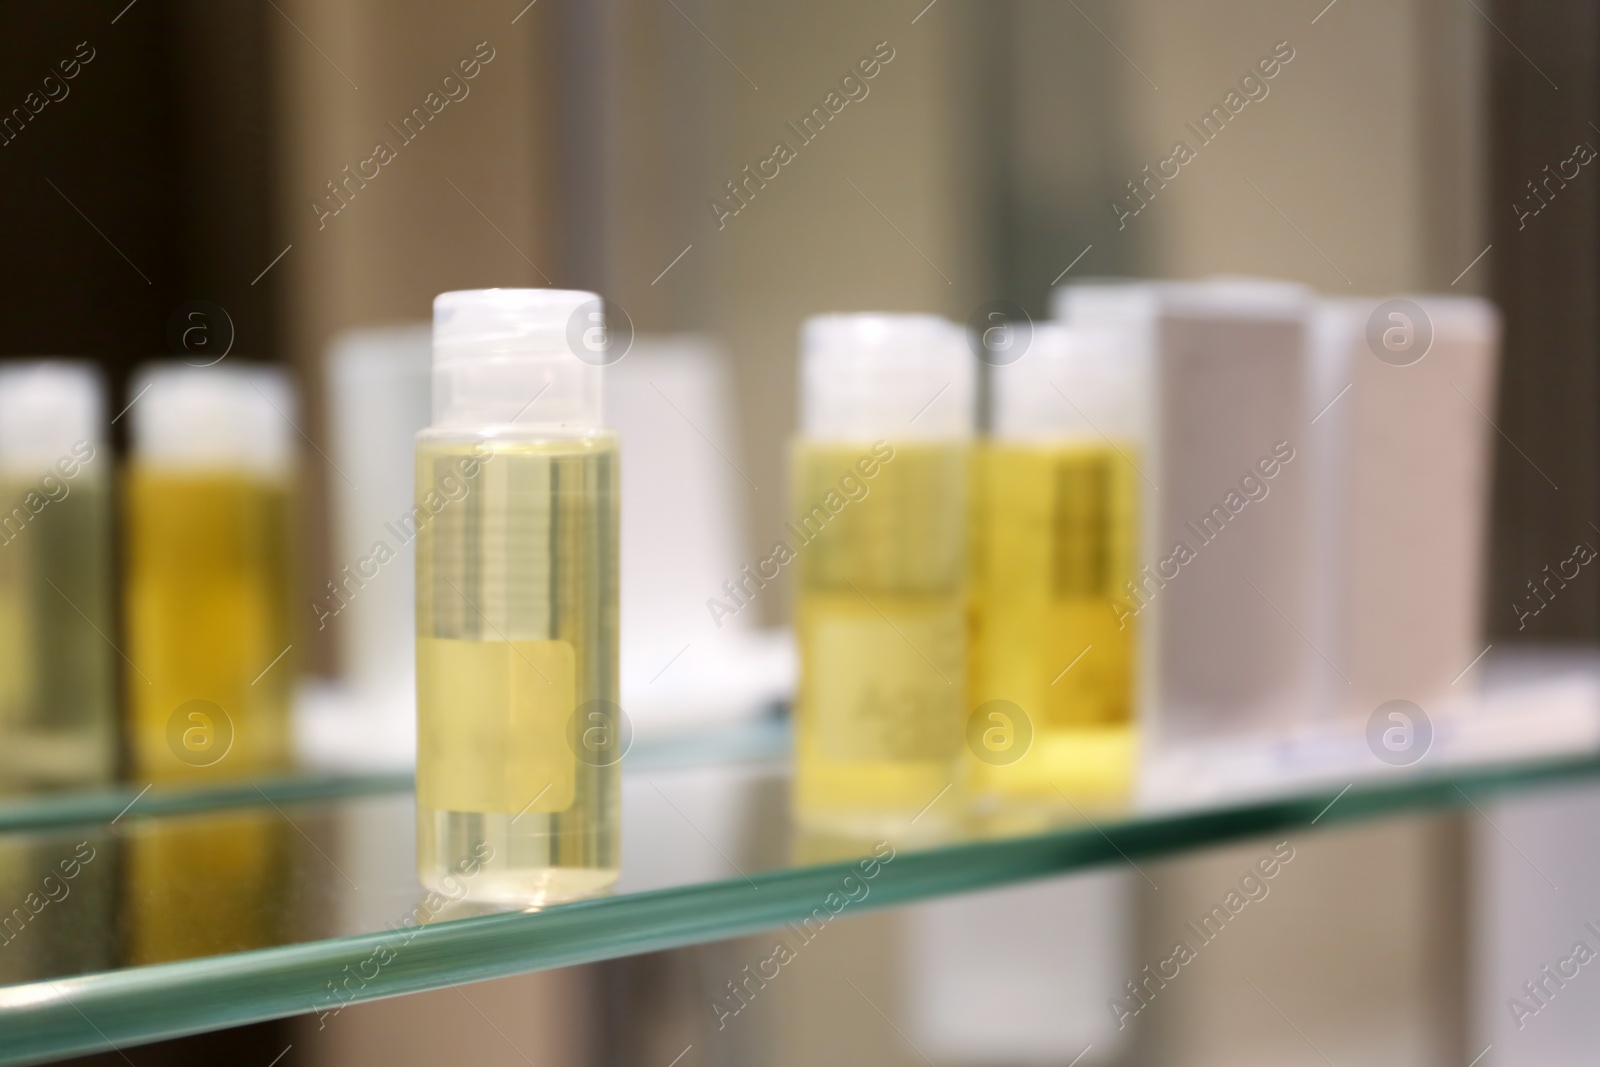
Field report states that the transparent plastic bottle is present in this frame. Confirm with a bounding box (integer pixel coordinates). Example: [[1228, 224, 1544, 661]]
[[415, 288, 621, 906], [0, 363, 116, 791], [971, 324, 1146, 810], [124, 364, 297, 782], [791, 314, 974, 836]]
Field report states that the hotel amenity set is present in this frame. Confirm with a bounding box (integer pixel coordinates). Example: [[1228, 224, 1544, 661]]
[[0, 278, 1537, 906]]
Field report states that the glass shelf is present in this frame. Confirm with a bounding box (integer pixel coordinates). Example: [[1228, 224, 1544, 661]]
[[1, 720, 1599, 1066]]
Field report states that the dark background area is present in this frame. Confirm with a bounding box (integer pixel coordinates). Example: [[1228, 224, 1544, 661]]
[[0, 0, 280, 452]]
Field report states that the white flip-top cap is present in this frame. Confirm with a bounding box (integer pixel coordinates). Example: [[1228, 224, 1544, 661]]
[[432, 288, 605, 431], [0, 362, 103, 471], [799, 313, 973, 439], [130, 362, 296, 475], [992, 324, 1145, 442]]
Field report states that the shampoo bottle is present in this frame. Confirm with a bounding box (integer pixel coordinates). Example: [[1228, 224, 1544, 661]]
[[972, 324, 1145, 809], [0, 363, 115, 790], [415, 288, 621, 905], [125, 364, 297, 781], [791, 313, 974, 836]]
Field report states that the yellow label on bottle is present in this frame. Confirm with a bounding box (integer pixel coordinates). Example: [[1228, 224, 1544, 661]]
[[803, 599, 965, 763], [417, 637, 577, 814]]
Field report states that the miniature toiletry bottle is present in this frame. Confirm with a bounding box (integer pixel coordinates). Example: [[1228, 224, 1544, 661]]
[[416, 288, 620, 905], [971, 325, 1144, 808], [791, 314, 974, 836], [125, 364, 297, 781], [0, 363, 116, 791]]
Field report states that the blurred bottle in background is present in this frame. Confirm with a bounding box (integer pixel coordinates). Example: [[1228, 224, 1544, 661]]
[[0, 363, 116, 792], [605, 335, 794, 741], [971, 325, 1145, 813], [312, 325, 432, 767], [124, 364, 297, 782], [791, 314, 974, 836]]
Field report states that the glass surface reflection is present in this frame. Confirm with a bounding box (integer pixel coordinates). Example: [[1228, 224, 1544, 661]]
[[0, 742, 1134, 992], [0, 690, 1594, 1067], [0, 832, 113, 985], [123, 809, 295, 965]]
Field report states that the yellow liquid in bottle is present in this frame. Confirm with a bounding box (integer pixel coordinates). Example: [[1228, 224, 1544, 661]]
[[415, 434, 619, 905], [124, 468, 295, 783], [0, 471, 117, 791], [793, 439, 969, 836], [970, 441, 1139, 808]]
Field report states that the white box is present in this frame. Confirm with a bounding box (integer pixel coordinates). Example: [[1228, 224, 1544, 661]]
[[1060, 280, 1315, 744], [1310, 296, 1500, 723]]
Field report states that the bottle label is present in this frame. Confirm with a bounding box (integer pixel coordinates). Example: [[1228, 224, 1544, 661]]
[[802, 597, 965, 763], [417, 637, 577, 814]]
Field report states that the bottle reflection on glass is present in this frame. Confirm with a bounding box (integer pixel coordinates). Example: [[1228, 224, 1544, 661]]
[[124, 809, 294, 966], [0, 833, 114, 984]]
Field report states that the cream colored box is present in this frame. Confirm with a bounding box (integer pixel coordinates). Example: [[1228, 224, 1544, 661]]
[[1061, 279, 1315, 743], [1310, 296, 1501, 723]]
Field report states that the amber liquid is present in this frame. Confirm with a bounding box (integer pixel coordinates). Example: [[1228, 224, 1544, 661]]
[[124, 467, 295, 783], [792, 440, 969, 836], [415, 433, 620, 905], [969, 441, 1139, 810]]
